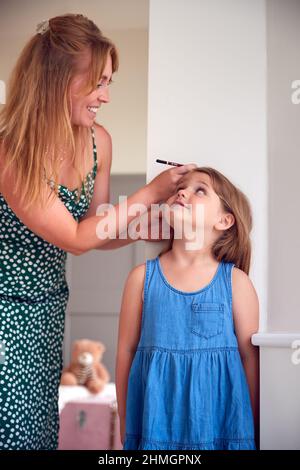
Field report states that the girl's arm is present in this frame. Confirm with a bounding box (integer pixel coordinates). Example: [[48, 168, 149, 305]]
[[232, 267, 260, 449], [115, 263, 145, 445]]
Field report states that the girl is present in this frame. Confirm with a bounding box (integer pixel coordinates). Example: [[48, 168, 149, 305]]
[[116, 167, 259, 450], [0, 13, 195, 449]]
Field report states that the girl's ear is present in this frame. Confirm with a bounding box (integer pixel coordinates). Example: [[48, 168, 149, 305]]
[[215, 213, 235, 232]]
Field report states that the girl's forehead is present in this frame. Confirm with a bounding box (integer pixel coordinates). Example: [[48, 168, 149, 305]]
[[179, 172, 212, 187]]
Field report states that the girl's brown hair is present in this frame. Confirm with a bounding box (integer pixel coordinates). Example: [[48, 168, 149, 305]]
[[161, 167, 253, 274], [0, 13, 119, 209]]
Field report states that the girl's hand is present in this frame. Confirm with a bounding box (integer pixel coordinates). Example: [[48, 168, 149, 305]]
[[147, 163, 198, 203]]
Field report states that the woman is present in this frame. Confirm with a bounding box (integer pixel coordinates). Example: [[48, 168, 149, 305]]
[[0, 13, 195, 449]]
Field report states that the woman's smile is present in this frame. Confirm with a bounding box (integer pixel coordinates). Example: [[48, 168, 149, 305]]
[[87, 106, 99, 118]]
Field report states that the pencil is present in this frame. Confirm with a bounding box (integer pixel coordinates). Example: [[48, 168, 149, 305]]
[[156, 159, 183, 167]]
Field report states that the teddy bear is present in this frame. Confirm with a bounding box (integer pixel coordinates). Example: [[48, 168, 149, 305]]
[[60, 339, 110, 394]]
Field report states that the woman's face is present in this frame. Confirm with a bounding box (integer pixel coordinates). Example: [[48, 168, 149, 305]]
[[69, 51, 113, 127], [164, 172, 231, 236]]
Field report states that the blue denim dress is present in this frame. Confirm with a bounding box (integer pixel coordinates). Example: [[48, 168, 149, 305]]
[[123, 255, 256, 450]]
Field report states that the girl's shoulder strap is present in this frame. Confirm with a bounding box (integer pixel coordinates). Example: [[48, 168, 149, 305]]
[[220, 260, 235, 304], [142, 257, 157, 303], [222, 260, 235, 275]]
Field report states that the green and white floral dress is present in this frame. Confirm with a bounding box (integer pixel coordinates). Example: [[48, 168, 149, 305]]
[[0, 126, 97, 449]]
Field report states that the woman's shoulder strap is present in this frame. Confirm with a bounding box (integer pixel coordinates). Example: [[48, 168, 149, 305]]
[[91, 126, 98, 171]]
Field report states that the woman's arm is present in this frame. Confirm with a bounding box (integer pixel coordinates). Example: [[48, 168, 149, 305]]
[[0, 150, 194, 256], [232, 267, 260, 449], [80, 125, 138, 251], [79, 124, 112, 222], [81, 125, 167, 250], [96, 208, 168, 250], [115, 263, 145, 445]]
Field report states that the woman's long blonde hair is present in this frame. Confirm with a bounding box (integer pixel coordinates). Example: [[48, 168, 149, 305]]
[[161, 167, 253, 274], [0, 13, 118, 209]]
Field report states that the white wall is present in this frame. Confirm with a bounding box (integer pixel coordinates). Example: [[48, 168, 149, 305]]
[[147, 0, 268, 331], [147, 0, 300, 450], [267, 0, 300, 332], [98, 29, 148, 174], [252, 0, 300, 450]]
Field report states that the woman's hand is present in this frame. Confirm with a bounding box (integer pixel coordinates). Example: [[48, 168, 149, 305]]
[[147, 163, 198, 203]]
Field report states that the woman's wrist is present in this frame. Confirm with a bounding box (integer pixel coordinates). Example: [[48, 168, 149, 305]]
[[144, 182, 161, 205]]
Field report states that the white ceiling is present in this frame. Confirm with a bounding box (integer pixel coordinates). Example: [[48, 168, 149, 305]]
[[0, 0, 149, 32]]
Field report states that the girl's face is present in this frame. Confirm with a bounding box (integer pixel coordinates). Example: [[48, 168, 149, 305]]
[[69, 51, 113, 127], [165, 172, 234, 237]]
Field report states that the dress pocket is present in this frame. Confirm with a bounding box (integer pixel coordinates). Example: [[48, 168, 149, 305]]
[[190, 302, 224, 339]]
